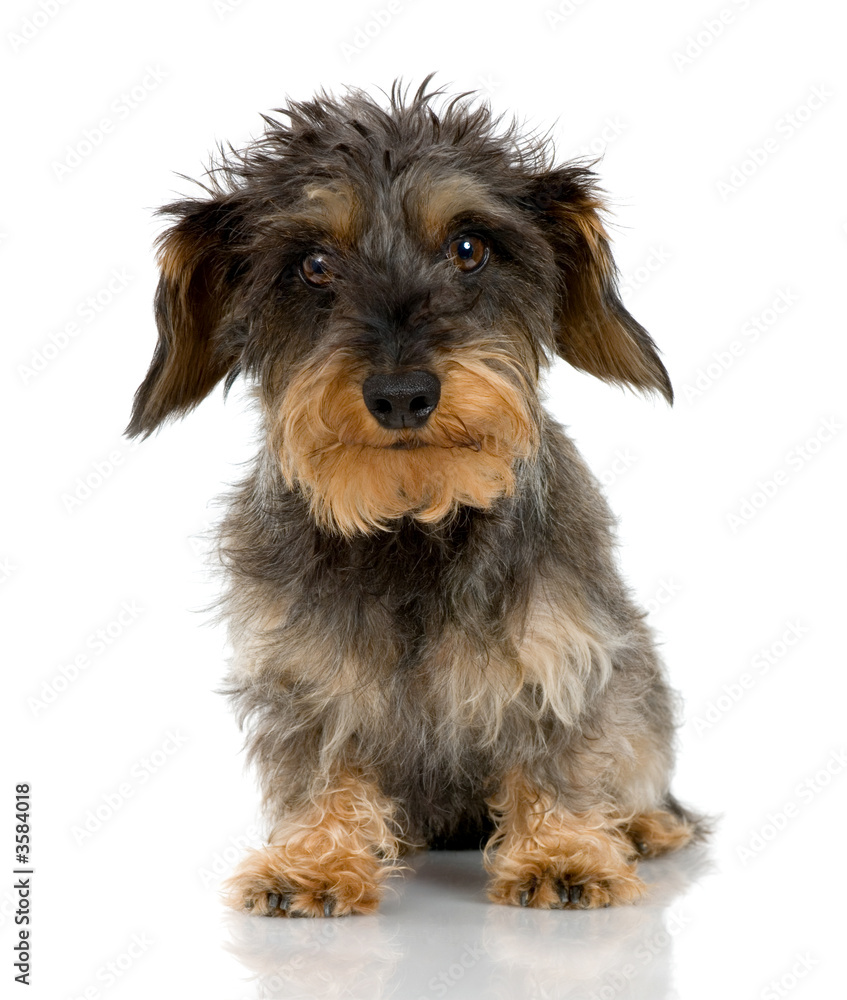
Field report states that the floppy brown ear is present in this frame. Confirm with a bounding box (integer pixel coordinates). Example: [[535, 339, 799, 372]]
[[126, 196, 249, 438], [528, 165, 672, 404]]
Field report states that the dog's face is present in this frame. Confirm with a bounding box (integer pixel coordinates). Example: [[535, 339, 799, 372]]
[[128, 83, 671, 535]]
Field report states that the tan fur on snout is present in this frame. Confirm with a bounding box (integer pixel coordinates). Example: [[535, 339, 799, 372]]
[[270, 343, 541, 536]]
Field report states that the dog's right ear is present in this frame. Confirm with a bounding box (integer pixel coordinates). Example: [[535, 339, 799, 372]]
[[126, 196, 249, 438]]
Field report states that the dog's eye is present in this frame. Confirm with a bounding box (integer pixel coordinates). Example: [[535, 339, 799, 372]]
[[447, 235, 488, 273], [300, 253, 334, 287]]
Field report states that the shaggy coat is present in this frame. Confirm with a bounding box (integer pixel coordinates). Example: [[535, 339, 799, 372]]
[[128, 80, 699, 915]]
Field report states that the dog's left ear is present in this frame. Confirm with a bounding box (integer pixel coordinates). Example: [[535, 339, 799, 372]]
[[126, 195, 249, 438], [525, 165, 672, 404]]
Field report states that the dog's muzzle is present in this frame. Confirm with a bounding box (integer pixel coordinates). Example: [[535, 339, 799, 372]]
[[362, 370, 441, 430]]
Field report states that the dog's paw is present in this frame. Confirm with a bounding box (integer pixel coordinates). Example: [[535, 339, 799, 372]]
[[624, 808, 698, 859], [486, 847, 644, 910], [224, 843, 389, 917]]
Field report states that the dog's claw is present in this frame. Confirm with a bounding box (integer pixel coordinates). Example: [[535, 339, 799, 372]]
[[519, 890, 529, 907], [244, 898, 254, 910], [323, 898, 334, 917], [556, 880, 583, 906], [266, 893, 280, 913]]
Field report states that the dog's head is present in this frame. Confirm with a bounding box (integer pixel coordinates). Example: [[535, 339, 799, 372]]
[[128, 80, 671, 535]]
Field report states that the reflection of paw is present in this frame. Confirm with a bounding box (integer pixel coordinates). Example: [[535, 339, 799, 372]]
[[487, 845, 644, 909], [224, 844, 389, 917]]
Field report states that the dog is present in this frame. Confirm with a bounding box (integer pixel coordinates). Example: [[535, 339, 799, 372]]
[[127, 79, 701, 916]]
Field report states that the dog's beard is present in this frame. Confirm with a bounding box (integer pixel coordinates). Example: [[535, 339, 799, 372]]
[[272, 346, 540, 536]]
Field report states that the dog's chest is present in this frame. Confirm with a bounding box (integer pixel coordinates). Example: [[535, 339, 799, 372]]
[[323, 516, 518, 664]]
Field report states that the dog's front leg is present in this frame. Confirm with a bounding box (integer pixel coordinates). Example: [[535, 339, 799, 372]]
[[224, 770, 401, 917], [484, 769, 645, 909]]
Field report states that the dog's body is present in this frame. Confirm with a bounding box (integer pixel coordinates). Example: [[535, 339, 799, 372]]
[[129, 81, 699, 915]]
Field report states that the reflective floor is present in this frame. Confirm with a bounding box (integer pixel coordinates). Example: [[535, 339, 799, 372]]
[[222, 847, 712, 999], [30, 781, 844, 1000]]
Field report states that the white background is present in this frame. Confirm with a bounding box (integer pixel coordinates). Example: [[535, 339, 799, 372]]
[[3, 0, 846, 997]]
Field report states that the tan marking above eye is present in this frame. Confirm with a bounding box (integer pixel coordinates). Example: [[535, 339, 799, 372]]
[[447, 235, 489, 273], [301, 253, 334, 287]]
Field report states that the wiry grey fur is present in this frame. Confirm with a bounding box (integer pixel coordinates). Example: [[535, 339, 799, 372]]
[[128, 79, 700, 911]]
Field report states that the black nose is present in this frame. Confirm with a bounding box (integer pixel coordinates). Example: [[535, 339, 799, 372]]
[[362, 370, 441, 430]]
